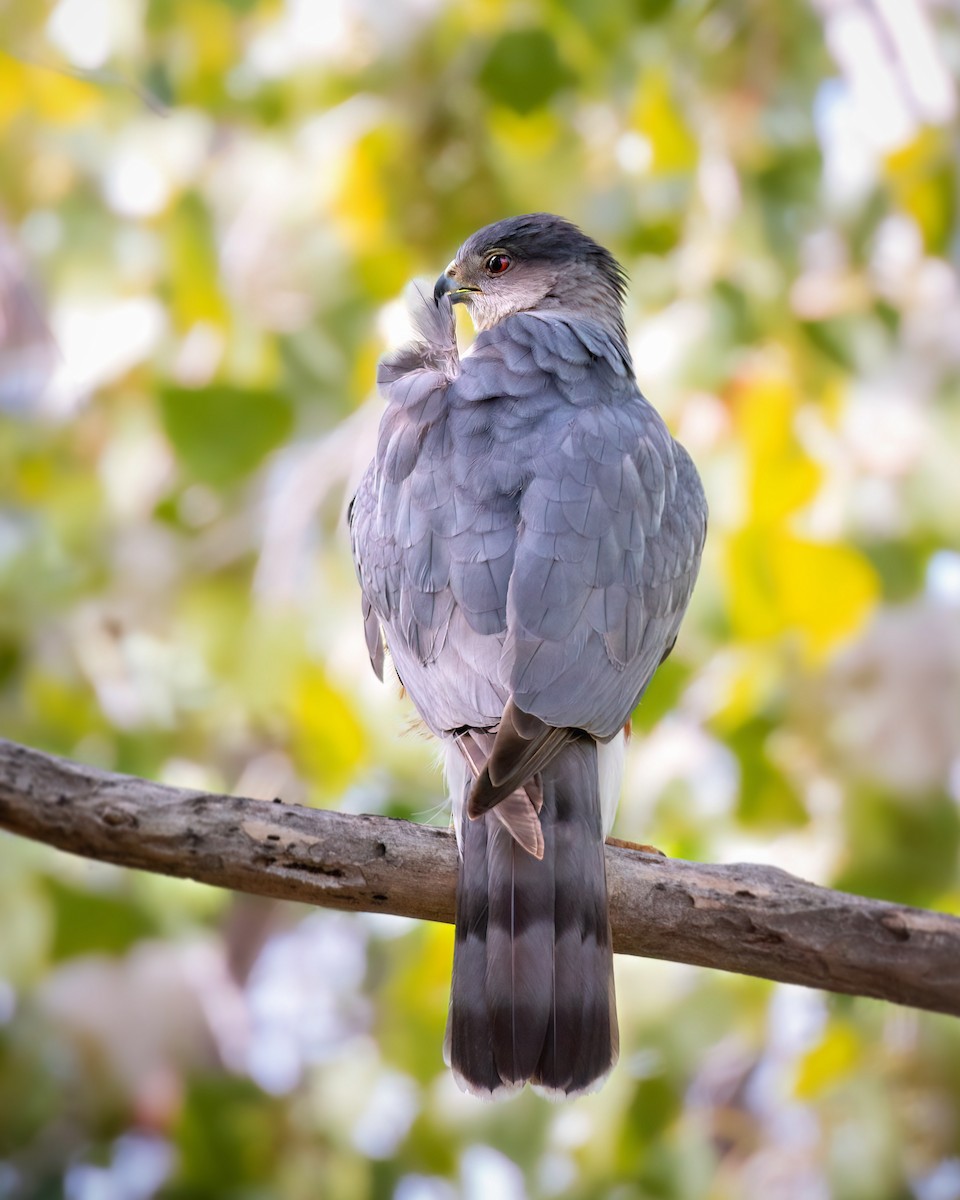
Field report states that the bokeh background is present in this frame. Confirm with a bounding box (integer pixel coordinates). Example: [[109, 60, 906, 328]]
[[2, 1, 960, 1196]]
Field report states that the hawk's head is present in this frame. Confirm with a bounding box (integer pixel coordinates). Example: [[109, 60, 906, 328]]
[[434, 213, 628, 340]]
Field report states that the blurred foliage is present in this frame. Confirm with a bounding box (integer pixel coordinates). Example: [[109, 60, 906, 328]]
[[2, 0, 960, 1197]]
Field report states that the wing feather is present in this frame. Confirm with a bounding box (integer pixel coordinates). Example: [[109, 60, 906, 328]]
[[351, 300, 706, 741]]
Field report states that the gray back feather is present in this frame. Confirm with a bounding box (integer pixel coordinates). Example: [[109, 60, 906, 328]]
[[350, 284, 706, 739]]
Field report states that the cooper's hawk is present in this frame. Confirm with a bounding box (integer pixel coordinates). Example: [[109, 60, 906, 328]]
[[349, 214, 706, 1097]]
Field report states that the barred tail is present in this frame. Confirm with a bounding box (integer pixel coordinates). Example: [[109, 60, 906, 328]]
[[445, 737, 618, 1097]]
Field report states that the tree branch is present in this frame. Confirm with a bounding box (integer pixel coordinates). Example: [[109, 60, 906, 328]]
[[1, 737, 958, 1017]]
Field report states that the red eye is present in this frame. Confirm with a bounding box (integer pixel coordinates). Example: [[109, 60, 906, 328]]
[[485, 253, 511, 275]]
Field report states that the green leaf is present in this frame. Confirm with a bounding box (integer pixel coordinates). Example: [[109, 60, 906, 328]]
[[478, 30, 575, 114], [861, 540, 929, 602], [835, 789, 960, 907], [800, 318, 857, 371], [166, 1075, 288, 1194], [44, 877, 160, 960], [160, 384, 294, 485], [167, 193, 228, 330], [726, 719, 808, 829], [634, 0, 674, 19], [626, 1073, 682, 1141], [632, 655, 689, 733], [626, 218, 681, 255]]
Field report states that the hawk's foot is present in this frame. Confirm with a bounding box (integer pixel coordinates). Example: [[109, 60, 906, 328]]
[[604, 836, 667, 857]]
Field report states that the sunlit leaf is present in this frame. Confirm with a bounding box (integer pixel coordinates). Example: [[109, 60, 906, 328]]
[[23, 674, 104, 753], [794, 1021, 862, 1099], [885, 130, 957, 257], [0, 53, 101, 128], [167, 194, 229, 330], [734, 372, 820, 523], [631, 69, 697, 174], [377, 924, 453, 1087], [287, 665, 366, 799], [708, 647, 782, 731], [333, 130, 393, 256], [725, 529, 879, 659]]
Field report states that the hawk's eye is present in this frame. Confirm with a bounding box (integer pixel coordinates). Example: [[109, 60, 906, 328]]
[[484, 253, 512, 275]]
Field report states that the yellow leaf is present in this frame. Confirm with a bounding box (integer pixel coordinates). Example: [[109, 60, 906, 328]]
[[794, 1022, 861, 1099], [488, 105, 561, 159], [16, 453, 55, 502], [288, 667, 366, 798], [167, 194, 229, 330], [735, 373, 821, 523], [379, 923, 454, 1081], [631, 70, 697, 174], [725, 529, 879, 660], [460, 0, 511, 34], [884, 129, 955, 255], [31, 65, 100, 123], [178, 3, 237, 79], [353, 242, 416, 303], [0, 53, 27, 129], [333, 131, 391, 254], [709, 647, 782, 732], [349, 337, 383, 405], [0, 53, 100, 127]]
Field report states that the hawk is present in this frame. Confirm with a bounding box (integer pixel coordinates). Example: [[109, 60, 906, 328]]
[[349, 214, 706, 1096]]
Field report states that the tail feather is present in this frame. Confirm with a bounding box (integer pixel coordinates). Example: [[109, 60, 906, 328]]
[[445, 809, 503, 1094], [446, 736, 618, 1097], [535, 740, 618, 1093], [486, 818, 555, 1085]]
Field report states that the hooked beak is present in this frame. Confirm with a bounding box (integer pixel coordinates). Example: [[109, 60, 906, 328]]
[[434, 271, 481, 305]]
